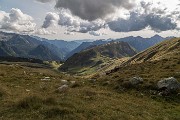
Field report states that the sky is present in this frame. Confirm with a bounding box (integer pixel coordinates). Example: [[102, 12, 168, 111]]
[[0, 0, 180, 40]]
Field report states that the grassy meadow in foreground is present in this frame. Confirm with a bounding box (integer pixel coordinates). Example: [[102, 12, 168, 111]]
[[0, 62, 179, 120]]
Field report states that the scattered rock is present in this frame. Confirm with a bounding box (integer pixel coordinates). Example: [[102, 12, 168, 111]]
[[70, 81, 81, 88], [30, 73, 33, 76], [70, 81, 76, 84], [26, 89, 30, 92], [41, 77, 51, 81], [158, 90, 170, 96], [129, 77, 144, 86], [57, 85, 69, 93], [61, 80, 69, 85], [157, 77, 180, 92], [150, 90, 157, 95]]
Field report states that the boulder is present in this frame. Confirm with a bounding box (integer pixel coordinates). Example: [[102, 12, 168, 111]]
[[157, 77, 180, 92], [129, 77, 144, 86], [57, 85, 69, 93]]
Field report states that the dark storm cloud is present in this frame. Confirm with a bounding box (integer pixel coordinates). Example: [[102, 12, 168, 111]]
[[55, 0, 135, 21], [108, 12, 147, 32], [41, 0, 179, 34], [145, 14, 177, 32], [108, 12, 177, 32]]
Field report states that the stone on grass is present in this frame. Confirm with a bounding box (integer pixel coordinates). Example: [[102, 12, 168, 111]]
[[61, 80, 69, 85], [57, 85, 69, 93], [70, 81, 76, 84], [129, 77, 144, 86], [41, 77, 51, 81], [157, 77, 180, 92]]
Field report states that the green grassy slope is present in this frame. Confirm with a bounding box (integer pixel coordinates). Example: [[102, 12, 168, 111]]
[[96, 37, 180, 82], [0, 62, 179, 120], [60, 41, 137, 75]]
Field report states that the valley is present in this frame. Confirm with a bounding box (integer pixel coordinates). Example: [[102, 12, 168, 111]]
[[0, 58, 179, 120], [0, 35, 179, 120], [0, 1, 180, 119]]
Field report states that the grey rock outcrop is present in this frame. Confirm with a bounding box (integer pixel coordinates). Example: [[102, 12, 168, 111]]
[[157, 77, 180, 92], [129, 77, 144, 86]]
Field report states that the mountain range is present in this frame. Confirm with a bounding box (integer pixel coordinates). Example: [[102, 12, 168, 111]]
[[0, 32, 64, 61], [0, 31, 173, 62], [59, 41, 137, 75], [66, 35, 172, 59]]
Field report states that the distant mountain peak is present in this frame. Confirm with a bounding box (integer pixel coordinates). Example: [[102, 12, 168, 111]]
[[151, 34, 163, 39], [59, 41, 137, 74]]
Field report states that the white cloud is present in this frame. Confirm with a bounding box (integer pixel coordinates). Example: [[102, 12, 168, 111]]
[[42, 9, 106, 34], [42, 2, 179, 35], [58, 9, 106, 33], [0, 8, 36, 33], [0, 8, 57, 35], [108, 1, 179, 33], [35, 28, 57, 35], [89, 31, 101, 36], [42, 12, 59, 28], [64, 31, 75, 35]]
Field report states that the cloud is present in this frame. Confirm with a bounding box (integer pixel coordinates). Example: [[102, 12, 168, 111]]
[[0, 8, 36, 33], [35, 28, 57, 35], [0, 8, 56, 35], [42, 9, 106, 33], [89, 31, 101, 36], [42, 9, 106, 35], [108, 1, 178, 33], [35, 0, 54, 3], [108, 12, 147, 32], [0, 11, 8, 24], [146, 14, 177, 32], [64, 31, 75, 35], [59, 10, 106, 33], [108, 12, 177, 32], [41, 1, 179, 34], [140, 1, 168, 15], [55, 0, 135, 21], [42, 12, 59, 28]]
